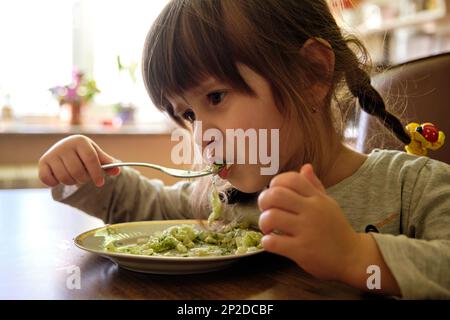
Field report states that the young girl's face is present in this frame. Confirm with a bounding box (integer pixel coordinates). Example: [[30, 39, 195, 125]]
[[168, 64, 292, 193]]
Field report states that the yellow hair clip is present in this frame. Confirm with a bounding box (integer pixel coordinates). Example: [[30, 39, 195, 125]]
[[405, 122, 445, 156]]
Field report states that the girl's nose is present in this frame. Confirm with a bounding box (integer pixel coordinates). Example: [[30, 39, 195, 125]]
[[192, 121, 224, 163], [192, 120, 205, 148], [192, 119, 215, 147]]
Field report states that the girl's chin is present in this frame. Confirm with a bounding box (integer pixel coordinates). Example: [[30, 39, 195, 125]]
[[224, 165, 271, 193]]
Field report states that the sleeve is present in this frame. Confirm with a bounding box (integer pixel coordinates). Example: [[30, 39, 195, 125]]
[[371, 159, 450, 299], [51, 166, 201, 224]]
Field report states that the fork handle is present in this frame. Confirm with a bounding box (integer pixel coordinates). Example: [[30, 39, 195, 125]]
[[101, 162, 213, 178], [101, 162, 162, 170]]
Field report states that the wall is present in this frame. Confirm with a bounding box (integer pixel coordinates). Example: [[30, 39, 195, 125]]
[[0, 133, 190, 188]]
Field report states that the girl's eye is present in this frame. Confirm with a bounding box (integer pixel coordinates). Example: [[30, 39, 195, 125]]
[[207, 91, 226, 106], [182, 109, 196, 123]]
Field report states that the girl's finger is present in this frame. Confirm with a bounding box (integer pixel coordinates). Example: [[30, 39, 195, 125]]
[[39, 163, 59, 187], [92, 142, 121, 176], [58, 156, 80, 184], [50, 158, 77, 185], [105, 167, 121, 176], [300, 164, 326, 193], [257, 186, 307, 213], [75, 143, 104, 187], [261, 233, 299, 261], [258, 208, 300, 236], [60, 151, 90, 184], [269, 171, 320, 197]]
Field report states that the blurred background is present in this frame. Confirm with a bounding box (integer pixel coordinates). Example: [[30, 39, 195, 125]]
[[337, 0, 450, 65], [0, 0, 449, 189]]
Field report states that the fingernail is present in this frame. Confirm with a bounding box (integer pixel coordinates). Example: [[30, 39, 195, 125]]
[[259, 210, 268, 220], [259, 211, 269, 228], [261, 235, 270, 247], [300, 163, 310, 174]]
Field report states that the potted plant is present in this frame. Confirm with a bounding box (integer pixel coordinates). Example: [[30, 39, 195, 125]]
[[50, 68, 100, 125]]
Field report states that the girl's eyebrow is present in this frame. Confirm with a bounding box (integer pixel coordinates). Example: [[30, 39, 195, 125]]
[[192, 77, 220, 95]]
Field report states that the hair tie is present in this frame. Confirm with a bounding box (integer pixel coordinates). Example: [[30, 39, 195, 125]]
[[405, 122, 446, 156]]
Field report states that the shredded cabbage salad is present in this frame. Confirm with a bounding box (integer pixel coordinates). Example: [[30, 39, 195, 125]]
[[102, 223, 263, 257]]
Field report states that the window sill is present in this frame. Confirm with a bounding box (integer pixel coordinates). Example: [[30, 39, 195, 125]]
[[0, 120, 176, 136]]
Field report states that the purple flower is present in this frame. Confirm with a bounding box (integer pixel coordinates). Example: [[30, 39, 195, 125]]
[[49, 66, 99, 105]]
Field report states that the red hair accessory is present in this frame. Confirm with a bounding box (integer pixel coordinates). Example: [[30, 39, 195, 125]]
[[405, 122, 445, 156]]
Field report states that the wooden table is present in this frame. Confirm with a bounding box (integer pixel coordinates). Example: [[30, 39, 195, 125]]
[[0, 189, 380, 300]]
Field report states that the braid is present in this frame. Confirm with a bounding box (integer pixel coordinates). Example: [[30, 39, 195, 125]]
[[346, 66, 411, 145]]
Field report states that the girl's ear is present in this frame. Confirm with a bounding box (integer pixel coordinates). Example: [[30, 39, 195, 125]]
[[299, 38, 335, 107]]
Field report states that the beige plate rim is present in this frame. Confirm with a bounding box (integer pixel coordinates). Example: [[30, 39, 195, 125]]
[[74, 219, 265, 262]]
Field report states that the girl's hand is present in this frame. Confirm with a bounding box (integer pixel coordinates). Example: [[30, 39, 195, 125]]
[[258, 164, 362, 282], [38, 135, 120, 188]]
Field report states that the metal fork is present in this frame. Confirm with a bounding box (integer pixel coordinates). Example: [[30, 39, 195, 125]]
[[101, 162, 216, 178]]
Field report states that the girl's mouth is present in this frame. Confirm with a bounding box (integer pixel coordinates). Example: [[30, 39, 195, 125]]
[[210, 163, 233, 179], [218, 163, 232, 179]]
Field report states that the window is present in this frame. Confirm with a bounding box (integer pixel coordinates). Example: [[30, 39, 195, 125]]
[[87, 0, 169, 123], [0, 0, 169, 123], [0, 0, 73, 117]]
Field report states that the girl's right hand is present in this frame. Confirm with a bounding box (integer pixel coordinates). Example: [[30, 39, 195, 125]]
[[38, 135, 121, 188]]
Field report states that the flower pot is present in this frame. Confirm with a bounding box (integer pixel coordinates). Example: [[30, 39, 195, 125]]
[[60, 101, 84, 125], [69, 101, 83, 125]]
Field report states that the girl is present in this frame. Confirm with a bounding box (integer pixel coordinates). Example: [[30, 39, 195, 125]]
[[39, 0, 450, 299]]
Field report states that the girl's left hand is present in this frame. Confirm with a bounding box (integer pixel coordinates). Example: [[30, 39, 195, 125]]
[[258, 164, 362, 282]]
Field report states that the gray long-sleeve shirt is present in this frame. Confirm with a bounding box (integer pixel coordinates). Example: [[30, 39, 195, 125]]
[[52, 148, 450, 299]]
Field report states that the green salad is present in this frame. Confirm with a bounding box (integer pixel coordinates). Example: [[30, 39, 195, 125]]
[[102, 223, 262, 257], [101, 167, 263, 257], [207, 176, 222, 225]]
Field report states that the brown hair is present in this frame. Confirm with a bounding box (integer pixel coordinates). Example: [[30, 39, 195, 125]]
[[142, 0, 411, 219]]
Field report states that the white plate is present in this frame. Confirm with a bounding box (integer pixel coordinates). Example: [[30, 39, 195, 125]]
[[74, 219, 264, 275]]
